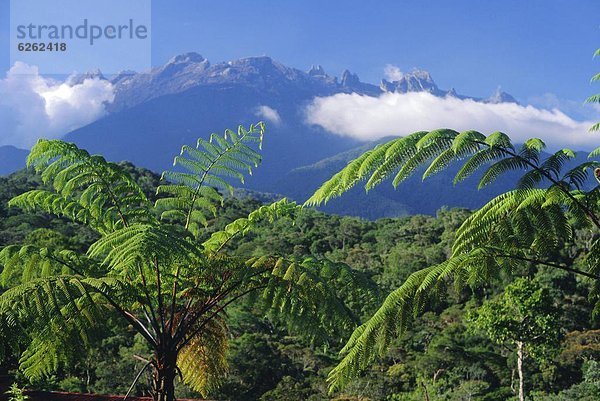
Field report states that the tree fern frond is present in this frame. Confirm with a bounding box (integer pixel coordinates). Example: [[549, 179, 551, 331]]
[[178, 318, 228, 397], [520, 138, 546, 162], [203, 199, 298, 252], [327, 266, 435, 392], [423, 139, 480, 180], [586, 94, 600, 104], [485, 131, 514, 149], [454, 147, 505, 184], [562, 161, 600, 189], [415, 128, 459, 149], [366, 132, 427, 190], [157, 123, 265, 237], [478, 157, 529, 189], [450, 130, 486, 152], [305, 149, 379, 206], [87, 225, 202, 275], [540, 149, 576, 179], [318, 60, 600, 393], [393, 131, 455, 187], [19, 139, 153, 233], [253, 256, 376, 342], [9, 190, 92, 224], [0, 273, 117, 380]]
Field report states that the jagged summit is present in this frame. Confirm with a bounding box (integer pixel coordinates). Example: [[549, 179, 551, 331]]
[[304, 64, 338, 85], [308, 65, 326, 76], [156, 52, 210, 79], [446, 87, 458, 97], [486, 88, 519, 104], [408, 69, 434, 83], [380, 69, 441, 95], [340, 70, 380, 95], [341, 70, 360, 86]]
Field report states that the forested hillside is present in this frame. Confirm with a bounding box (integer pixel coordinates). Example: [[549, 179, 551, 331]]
[[1, 166, 598, 401]]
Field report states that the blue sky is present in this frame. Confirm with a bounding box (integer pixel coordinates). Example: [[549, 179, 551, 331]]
[[1, 0, 599, 101], [160, 1, 600, 102], [1, 0, 600, 150]]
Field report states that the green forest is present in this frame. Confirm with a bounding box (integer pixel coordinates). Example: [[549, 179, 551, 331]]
[[1, 140, 599, 400]]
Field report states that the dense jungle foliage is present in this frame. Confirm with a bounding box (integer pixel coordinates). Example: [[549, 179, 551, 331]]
[[1, 165, 598, 401]]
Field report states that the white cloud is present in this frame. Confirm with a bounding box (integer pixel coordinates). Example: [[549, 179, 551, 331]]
[[305, 92, 600, 150], [255, 105, 282, 126], [384, 64, 403, 81], [529, 92, 600, 121], [0, 62, 114, 148]]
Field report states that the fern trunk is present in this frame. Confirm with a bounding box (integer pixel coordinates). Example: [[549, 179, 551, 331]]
[[152, 351, 178, 401]]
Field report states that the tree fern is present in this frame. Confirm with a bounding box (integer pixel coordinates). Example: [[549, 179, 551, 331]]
[[0, 122, 374, 401], [309, 59, 600, 391]]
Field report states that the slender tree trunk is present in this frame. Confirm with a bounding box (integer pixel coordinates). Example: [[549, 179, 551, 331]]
[[152, 351, 178, 401], [420, 380, 430, 401], [516, 341, 525, 401], [510, 368, 516, 395]]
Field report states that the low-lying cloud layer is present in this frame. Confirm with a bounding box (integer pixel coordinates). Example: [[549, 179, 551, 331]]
[[0, 62, 114, 149], [306, 92, 599, 150]]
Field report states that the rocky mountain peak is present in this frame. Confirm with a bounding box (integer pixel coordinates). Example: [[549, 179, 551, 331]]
[[379, 79, 394, 92], [67, 69, 106, 86], [341, 69, 360, 87], [407, 69, 434, 83], [166, 52, 207, 65], [379, 68, 439, 94], [486, 88, 519, 104], [156, 52, 210, 79], [230, 56, 283, 71], [109, 70, 137, 85], [308, 65, 326, 76], [400, 70, 438, 93]]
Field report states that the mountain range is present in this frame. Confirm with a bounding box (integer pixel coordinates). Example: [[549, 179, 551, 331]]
[[1, 53, 525, 218], [0, 146, 29, 176]]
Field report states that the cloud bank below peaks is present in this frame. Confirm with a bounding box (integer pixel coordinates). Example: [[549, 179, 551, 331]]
[[305, 91, 599, 150], [0, 62, 114, 149]]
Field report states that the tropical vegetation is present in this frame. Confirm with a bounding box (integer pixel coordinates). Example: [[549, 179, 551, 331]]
[[0, 50, 599, 401], [0, 123, 373, 401], [305, 48, 600, 397]]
